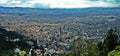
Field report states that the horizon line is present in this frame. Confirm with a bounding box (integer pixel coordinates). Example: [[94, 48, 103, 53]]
[[0, 6, 120, 9]]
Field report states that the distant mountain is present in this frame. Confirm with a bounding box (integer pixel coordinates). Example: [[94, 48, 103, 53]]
[[0, 6, 120, 19], [0, 6, 120, 14]]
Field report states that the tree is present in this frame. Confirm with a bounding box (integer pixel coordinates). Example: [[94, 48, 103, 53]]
[[108, 46, 120, 56], [69, 36, 85, 56], [85, 39, 98, 56], [97, 29, 118, 56], [97, 42, 106, 56], [69, 36, 99, 56], [0, 28, 33, 56], [103, 29, 118, 52]]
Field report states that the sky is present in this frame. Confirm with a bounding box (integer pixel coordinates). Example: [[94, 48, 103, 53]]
[[0, 0, 120, 8]]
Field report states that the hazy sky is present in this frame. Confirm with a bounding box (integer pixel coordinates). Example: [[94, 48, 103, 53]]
[[0, 0, 120, 8]]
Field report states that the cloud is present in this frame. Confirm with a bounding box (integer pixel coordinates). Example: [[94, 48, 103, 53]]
[[0, 0, 10, 4], [0, 0, 120, 8], [33, 3, 50, 8]]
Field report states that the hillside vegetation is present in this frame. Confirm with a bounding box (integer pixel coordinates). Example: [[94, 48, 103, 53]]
[[0, 28, 33, 56]]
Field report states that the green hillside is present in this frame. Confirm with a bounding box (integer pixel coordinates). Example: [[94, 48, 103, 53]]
[[0, 28, 32, 56]]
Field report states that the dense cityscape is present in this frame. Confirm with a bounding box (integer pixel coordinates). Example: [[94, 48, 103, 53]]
[[0, 7, 120, 56]]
